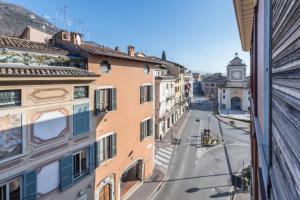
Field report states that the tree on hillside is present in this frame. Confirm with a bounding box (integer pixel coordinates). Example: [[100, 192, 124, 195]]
[[162, 50, 166, 61]]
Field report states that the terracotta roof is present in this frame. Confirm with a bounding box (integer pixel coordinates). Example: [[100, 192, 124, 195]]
[[80, 43, 164, 64], [0, 64, 98, 77], [0, 35, 69, 55]]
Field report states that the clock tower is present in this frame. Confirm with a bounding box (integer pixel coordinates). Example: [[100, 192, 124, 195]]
[[217, 53, 250, 112], [227, 53, 246, 82]]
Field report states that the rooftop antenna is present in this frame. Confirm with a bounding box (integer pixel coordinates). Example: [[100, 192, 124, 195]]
[[62, 5, 68, 29]]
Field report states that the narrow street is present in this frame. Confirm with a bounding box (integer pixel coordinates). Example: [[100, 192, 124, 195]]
[[153, 97, 250, 200]]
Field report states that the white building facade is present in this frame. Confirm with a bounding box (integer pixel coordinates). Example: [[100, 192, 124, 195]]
[[218, 54, 250, 112], [154, 68, 177, 139]]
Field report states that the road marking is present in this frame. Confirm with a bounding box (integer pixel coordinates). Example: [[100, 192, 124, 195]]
[[155, 154, 170, 163], [159, 148, 172, 155], [156, 151, 171, 159], [154, 159, 169, 168]]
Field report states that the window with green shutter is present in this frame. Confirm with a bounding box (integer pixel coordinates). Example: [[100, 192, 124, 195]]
[[1, 177, 21, 200], [140, 118, 153, 141], [23, 170, 37, 200], [60, 155, 73, 191], [94, 88, 116, 115], [73, 103, 90, 136], [140, 85, 153, 104], [95, 133, 117, 167]]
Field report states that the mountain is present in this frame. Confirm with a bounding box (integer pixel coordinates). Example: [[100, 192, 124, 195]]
[[0, 0, 60, 37]]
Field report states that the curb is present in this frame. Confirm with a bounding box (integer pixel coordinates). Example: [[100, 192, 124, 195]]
[[149, 111, 191, 200], [214, 114, 250, 133], [147, 174, 168, 200]]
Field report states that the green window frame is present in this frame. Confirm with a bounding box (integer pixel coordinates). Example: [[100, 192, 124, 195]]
[[95, 133, 117, 167], [140, 118, 153, 141], [74, 86, 89, 99], [0, 90, 21, 108]]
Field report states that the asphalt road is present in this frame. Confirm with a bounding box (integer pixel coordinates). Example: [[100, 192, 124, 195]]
[[153, 97, 250, 200]]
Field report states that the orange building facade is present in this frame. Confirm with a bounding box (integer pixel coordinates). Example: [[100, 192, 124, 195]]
[[53, 31, 164, 199]]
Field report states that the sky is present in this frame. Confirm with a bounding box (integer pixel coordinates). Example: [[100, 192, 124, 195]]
[[7, 0, 250, 74]]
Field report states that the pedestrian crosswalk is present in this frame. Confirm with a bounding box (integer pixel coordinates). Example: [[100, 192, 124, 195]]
[[155, 147, 173, 169]]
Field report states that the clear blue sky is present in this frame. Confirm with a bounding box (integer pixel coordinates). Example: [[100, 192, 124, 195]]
[[7, 0, 250, 74]]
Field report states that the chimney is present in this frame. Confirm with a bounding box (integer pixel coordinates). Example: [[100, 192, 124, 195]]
[[128, 45, 135, 57]]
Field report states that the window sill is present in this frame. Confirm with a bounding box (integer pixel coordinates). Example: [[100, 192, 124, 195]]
[[0, 152, 28, 165], [96, 156, 116, 168], [73, 170, 90, 183]]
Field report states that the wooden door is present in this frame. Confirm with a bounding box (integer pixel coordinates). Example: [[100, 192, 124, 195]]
[[98, 184, 111, 200]]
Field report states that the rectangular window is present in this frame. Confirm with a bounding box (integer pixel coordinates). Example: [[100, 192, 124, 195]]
[[0, 177, 21, 200], [95, 134, 117, 166], [73, 149, 89, 179], [100, 61, 111, 73], [140, 118, 153, 141], [95, 89, 116, 114], [74, 86, 89, 99], [140, 85, 153, 104], [0, 90, 21, 108]]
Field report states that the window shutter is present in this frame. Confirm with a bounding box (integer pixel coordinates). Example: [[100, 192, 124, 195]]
[[140, 86, 144, 104], [89, 144, 95, 172], [23, 170, 37, 200], [95, 90, 101, 115], [149, 118, 153, 136], [111, 134, 117, 157], [73, 103, 90, 136], [111, 88, 117, 111], [60, 155, 73, 191], [149, 85, 153, 101], [140, 122, 144, 141], [95, 141, 100, 167]]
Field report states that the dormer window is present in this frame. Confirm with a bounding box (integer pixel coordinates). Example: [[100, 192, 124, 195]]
[[100, 61, 111, 73]]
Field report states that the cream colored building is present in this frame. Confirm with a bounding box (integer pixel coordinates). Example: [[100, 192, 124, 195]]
[[0, 35, 98, 200], [217, 54, 250, 112]]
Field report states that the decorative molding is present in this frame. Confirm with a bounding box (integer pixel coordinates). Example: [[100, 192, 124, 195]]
[[29, 108, 70, 145], [30, 143, 68, 159], [0, 158, 23, 172], [28, 88, 69, 103]]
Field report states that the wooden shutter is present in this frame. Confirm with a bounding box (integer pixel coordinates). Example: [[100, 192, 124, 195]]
[[140, 86, 144, 104], [95, 90, 101, 115], [149, 118, 153, 136], [111, 134, 117, 157], [111, 88, 117, 111], [149, 85, 153, 101], [23, 170, 37, 200], [60, 155, 73, 191], [140, 122, 144, 141], [95, 141, 100, 167], [89, 144, 95, 172], [73, 103, 90, 136]]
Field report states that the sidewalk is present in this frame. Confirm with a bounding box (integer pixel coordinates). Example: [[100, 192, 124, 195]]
[[215, 114, 250, 133], [127, 111, 189, 200]]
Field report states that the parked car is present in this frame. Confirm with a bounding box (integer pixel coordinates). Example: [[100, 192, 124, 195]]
[[197, 100, 202, 105]]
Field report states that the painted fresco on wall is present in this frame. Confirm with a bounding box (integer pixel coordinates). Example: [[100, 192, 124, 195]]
[[0, 114, 22, 161], [32, 109, 68, 143], [37, 161, 59, 197], [0, 49, 85, 68]]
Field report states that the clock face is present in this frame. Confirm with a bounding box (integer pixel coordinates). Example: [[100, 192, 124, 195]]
[[231, 70, 242, 80]]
